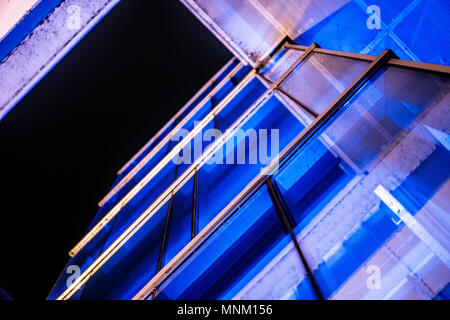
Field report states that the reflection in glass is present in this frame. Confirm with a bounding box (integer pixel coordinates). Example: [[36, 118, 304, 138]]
[[274, 67, 449, 299]]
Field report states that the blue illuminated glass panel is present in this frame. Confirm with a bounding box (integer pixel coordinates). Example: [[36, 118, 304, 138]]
[[215, 77, 266, 130], [174, 78, 267, 177], [162, 176, 194, 268], [260, 48, 305, 83], [197, 94, 305, 233], [118, 60, 242, 179], [100, 156, 178, 250], [295, 0, 449, 65], [101, 67, 251, 210]]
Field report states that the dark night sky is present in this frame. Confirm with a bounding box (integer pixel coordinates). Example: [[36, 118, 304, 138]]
[[0, 1, 231, 300]]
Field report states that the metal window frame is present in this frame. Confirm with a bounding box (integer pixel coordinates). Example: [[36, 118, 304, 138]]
[[56, 43, 317, 300], [68, 68, 257, 258], [180, 0, 288, 68], [132, 47, 396, 300], [286, 43, 450, 76], [56, 43, 450, 300], [0, 0, 121, 121], [98, 60, 244, 207]]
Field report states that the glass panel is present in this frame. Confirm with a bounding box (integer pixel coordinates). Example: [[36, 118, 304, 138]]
[[102, 101, 211, 209], [156, 185, 317, 300], [197, 94, 305, 233], [175, 78, 267, 177], [111, 141, 172, 204], [211, 79, 236, 107], [215, 77, 266, 131], [280, 52, 370, 115], [118, 123, 174, 179], [210, 65, 252, 106], [260, 48, 304, 83], [214, 58, 240, 84], [47, 205, 126, 300], [48, 162, 179, 299], [100, 155, 178, 251], [255, 0, 349, 40], [102, 66, 251, 209], [50, 77, 268, 299], [274, 66, 450, 299], [77, 201, 169, 300], [118, 60, 242, 179], [162, 176, 194, 268]]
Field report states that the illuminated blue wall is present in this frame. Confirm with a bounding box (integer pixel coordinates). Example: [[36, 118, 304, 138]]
[[296, 0, 449, 65], [47, 0, 450, 300]]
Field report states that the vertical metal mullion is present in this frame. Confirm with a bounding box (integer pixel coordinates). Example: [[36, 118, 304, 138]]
[[191, 168, 198, 240], [266, 178, 324, 300], [229, 74, 238, 87], [213, 114, 219, 132]]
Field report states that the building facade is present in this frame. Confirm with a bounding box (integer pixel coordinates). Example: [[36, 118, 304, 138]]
[[48, 0, 449, 300]]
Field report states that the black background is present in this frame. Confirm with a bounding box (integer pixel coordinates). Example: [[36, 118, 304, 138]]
[[0, 0, 230, 300]]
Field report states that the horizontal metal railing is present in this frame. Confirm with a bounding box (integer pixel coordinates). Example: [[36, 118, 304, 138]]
[[57, 41, 450, 299]]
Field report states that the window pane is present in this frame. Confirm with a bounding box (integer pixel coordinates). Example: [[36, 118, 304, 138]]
[[215, 77, 266, 131], [193, 0, 284, 65], [260, 48, 305, 83], [101, 156, 178, 250], [104, 66, 251, 208], [118, 61, 244, 179]]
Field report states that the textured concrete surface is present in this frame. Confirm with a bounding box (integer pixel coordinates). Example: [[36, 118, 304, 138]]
[[233, 86, 449, 300], [0, 0, 40, 40]]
